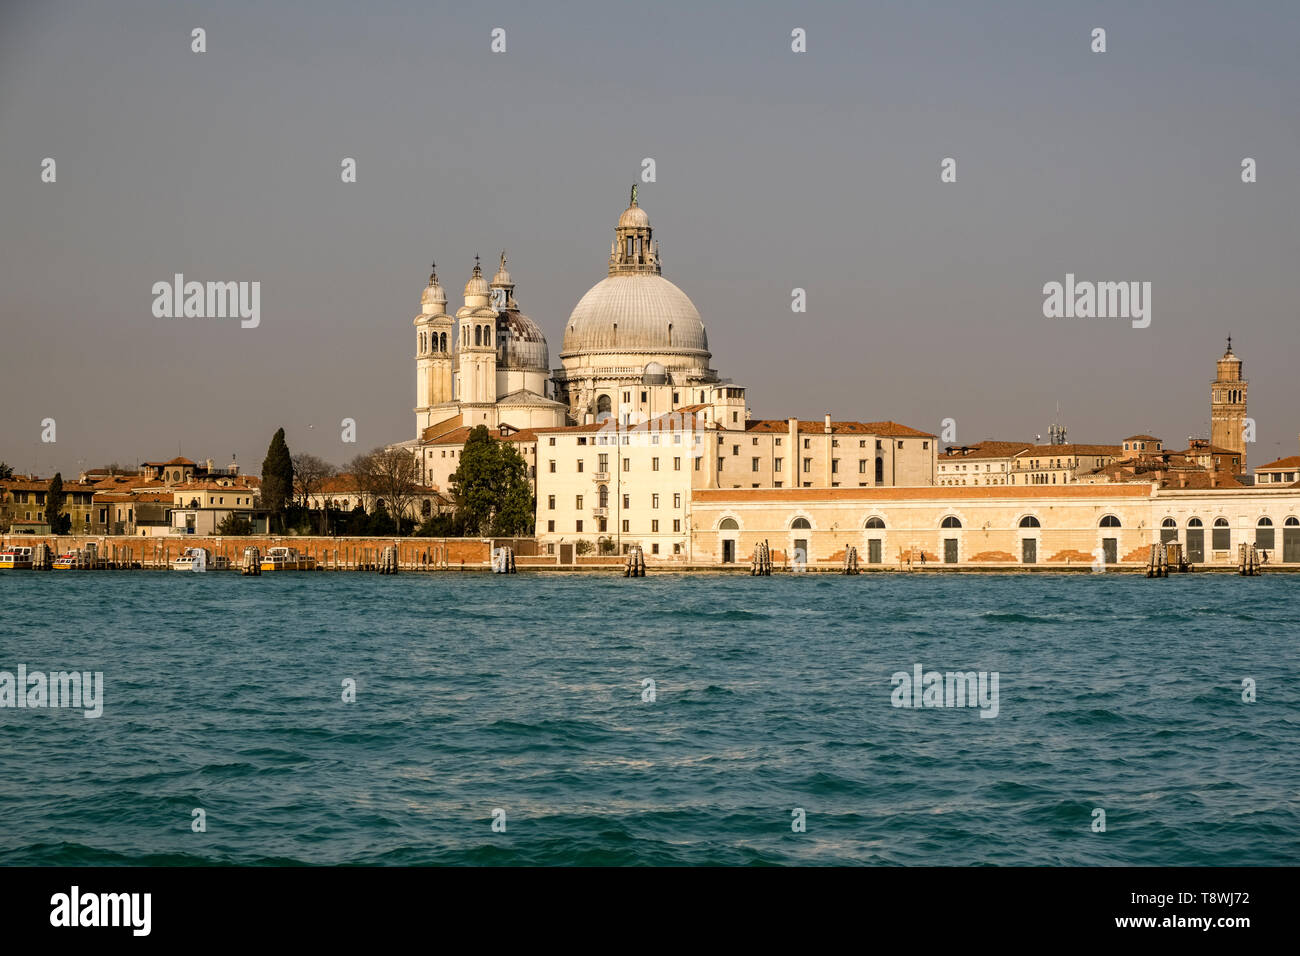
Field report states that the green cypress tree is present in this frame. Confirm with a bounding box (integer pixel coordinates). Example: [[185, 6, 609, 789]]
[[260, 428, 294, 531], [45, 472, 70, 534]]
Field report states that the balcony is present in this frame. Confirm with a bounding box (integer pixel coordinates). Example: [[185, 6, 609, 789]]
[[592, 472, 610, 482], [592, 507, 608, 518]]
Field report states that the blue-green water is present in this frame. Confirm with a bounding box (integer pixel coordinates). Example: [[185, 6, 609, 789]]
[[1, 571, 1297, 865]]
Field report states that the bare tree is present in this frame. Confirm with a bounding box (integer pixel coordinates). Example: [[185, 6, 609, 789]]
[[292, 453, 336, 533], [348, 447, 421, 534], [291, 453, 336, 507]]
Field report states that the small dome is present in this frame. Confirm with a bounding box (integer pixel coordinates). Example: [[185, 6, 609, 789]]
[[642, 361, 667, 385], [618, 203, 650, 229], [421, 269, 446, 307], [464, 263, 488, 297], [491, 251, 512, 287]]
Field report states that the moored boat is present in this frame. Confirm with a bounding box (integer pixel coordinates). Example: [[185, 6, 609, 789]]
[[0, 546, 33, 569], [260, 546, 316, 571], [170, 547, 230, 572], [52, 549, 84, 570]]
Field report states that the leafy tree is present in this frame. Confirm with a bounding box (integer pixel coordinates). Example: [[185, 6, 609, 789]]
[[216, 512, 253, 535], [0, 462, 13, 480], [449, 426, 536, 537], [260, 427, 294, 531], [44, 473, 71, 534], [575, 539, 594, 556]]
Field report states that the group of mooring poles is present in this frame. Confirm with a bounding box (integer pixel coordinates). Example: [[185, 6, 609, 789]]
[[1147, 542, 1191, 577], [493, 546, 517, 574], [241, 547, 261, 575], [377, 545, 399, 574], [624, 545, 646, 577], [842, 545, 860, 574], [1239, 542, 1262, 576], [750, 540, 773, 576]]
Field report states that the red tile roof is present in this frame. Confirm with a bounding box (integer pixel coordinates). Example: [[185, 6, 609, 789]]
[[1256, 455, 1300, 470], [745, 419, 935, 438]]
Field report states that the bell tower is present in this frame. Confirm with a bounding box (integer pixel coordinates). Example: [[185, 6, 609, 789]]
[[455, 256, 499, 422], [414, 263, 453, 432], [1210, 336, 1247, 468]]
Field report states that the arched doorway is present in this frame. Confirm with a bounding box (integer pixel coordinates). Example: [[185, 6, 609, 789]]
[[864, 516, 885, 564], [1186, 517, 1204, 563], [940, 515, 962, 563], [719, 517, 739, 564], [1285, 517, 1300, 562], [1018, 514, 1040, 564], [1160, 517, 1177, 544], [790, 517, 812, 566]]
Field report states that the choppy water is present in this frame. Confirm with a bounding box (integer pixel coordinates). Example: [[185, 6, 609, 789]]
[[1, 571, 1297, 865]]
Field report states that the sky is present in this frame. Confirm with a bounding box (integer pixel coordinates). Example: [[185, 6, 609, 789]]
[[1, 0, 1297, 477]]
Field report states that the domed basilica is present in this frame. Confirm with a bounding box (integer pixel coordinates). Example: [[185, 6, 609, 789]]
[[412, 189, 734, 442]]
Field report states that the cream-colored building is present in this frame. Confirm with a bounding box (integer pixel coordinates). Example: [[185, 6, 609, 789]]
[[938, 441, 1031, 487], [691, 483, 1300, 566], [404, 189, 939, 527], [1007, 444, 1122, 486], [533, 412, 708, 558]]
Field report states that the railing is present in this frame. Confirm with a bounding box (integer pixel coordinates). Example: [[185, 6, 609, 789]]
[[592, 507, 608, 518], [592, 472, 610, 482]]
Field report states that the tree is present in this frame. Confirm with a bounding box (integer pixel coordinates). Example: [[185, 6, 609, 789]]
[[215, 512, 253, 535], [260, 428, 294, 531], [348, 447, 421, 534], [44, 473, 71, 534], [0, 462, 13, 480], [291, 452, 335, 533], [449, 426, 536, 537]]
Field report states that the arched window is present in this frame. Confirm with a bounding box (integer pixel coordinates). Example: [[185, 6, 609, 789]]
[[1212, 517, 1230, 550], [597, 394, 612, 417], [598, 485, 609, 508], [440, 332, 447, 351], [1287, 517, 1299, 526], [421, 500, 431, 517], [875, 457, 884, 483], [865, 516, 885, 529], [1019, 515, 1040, 528], [474, 325, 481, 346], [791, 517, 812, 530], [483, 326, 491, 346], [1188, 517, 1203, 527], [719, 517, 739, 531], [1160, 517, 1177, 543], [941, 516, 961, 528], [1099, 515, 1121, 527]]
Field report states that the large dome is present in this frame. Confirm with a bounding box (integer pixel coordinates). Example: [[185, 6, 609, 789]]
[[561, 273, 709, 358]]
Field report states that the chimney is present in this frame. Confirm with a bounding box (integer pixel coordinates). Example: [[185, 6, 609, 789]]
[[824, 414, 832, 434], [788, 417, 798, 451]]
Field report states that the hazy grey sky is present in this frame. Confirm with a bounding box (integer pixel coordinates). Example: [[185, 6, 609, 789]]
[[2, 0, 1297, 476]]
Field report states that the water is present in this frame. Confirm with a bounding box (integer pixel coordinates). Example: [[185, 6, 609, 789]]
[[1, 571, 1297, 865]]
